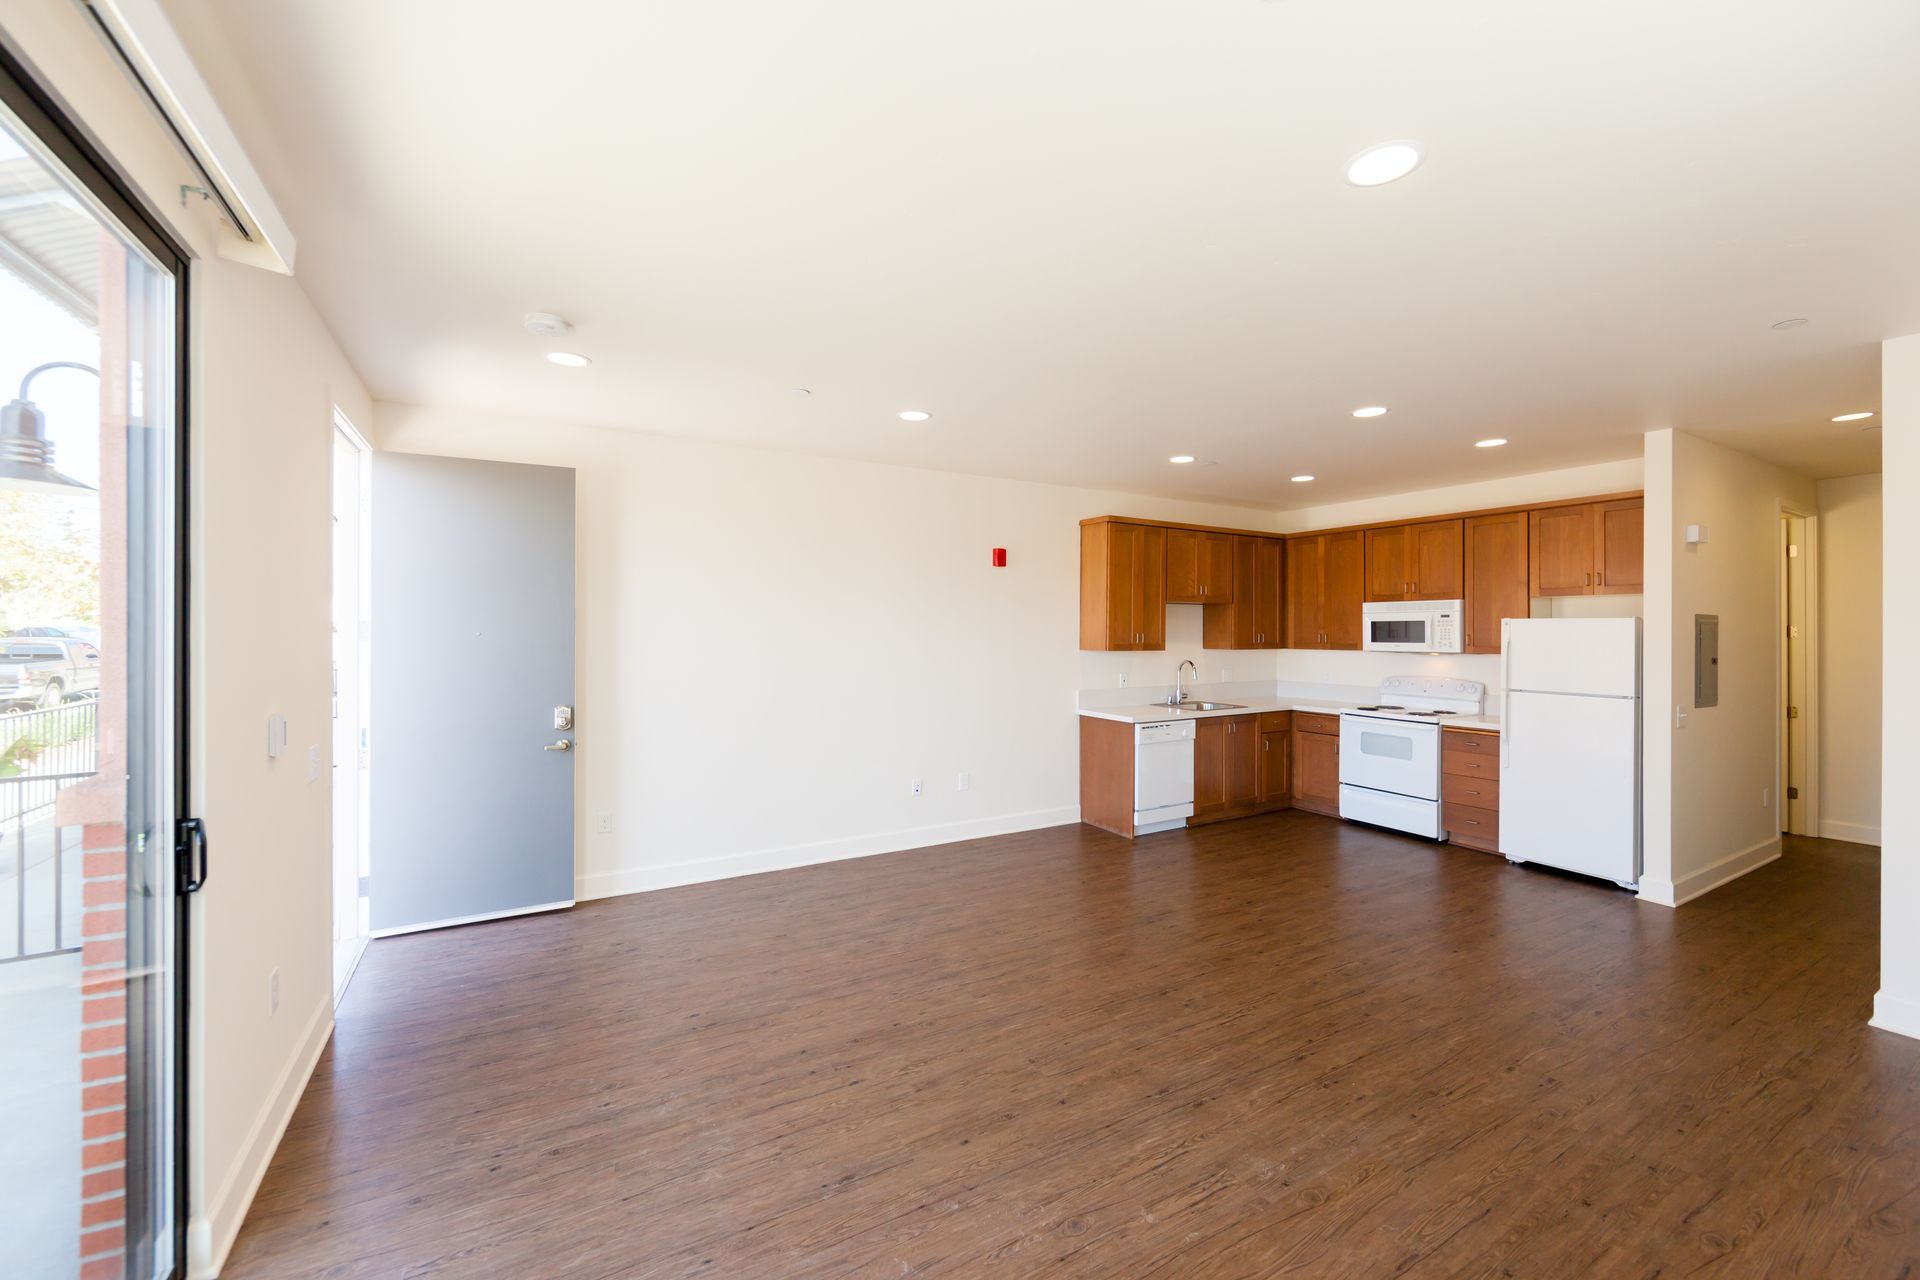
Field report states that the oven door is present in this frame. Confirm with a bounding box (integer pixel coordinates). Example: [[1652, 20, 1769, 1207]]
[[1339, 715, 1441, 800], [1362, 610, 1435, 652]]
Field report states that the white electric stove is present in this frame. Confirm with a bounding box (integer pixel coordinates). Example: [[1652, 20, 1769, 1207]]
[[1338, 676, 1486, 839]]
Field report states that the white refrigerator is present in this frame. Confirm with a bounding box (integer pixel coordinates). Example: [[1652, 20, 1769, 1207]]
[[1499, 617, 1642, 888]]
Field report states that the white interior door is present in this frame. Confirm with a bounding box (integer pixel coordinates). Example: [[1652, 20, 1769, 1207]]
[[369, 454, 576, 934]]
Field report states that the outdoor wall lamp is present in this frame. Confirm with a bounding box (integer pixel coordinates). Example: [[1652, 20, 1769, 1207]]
[[0, 361, 98, 493]]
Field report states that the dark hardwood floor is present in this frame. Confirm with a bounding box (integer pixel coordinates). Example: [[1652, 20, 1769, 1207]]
[[224, 817, 1919, 1279]]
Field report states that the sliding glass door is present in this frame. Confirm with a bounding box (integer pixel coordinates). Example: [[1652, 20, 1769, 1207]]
[[0, 51, 189, 1280]]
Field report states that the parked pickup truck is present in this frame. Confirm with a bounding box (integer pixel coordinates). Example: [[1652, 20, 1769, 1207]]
[[1, 637, 102, 710]]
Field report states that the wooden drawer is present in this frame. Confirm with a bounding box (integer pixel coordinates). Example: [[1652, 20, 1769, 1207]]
[[1442, 750, 1497, 781], [1442, 774, 1499, 809], [1442, 728, 1499, 757], [1260, 711, 1292, 733], [1295, 712, 1340, 736], [1443, 800, 1500, 852]]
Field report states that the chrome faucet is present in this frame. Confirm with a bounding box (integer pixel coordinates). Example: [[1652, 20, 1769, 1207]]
[[1171, 659, 1198, 706]]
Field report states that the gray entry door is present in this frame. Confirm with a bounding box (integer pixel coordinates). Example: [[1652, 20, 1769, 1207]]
[[369, 453, 576, 934]]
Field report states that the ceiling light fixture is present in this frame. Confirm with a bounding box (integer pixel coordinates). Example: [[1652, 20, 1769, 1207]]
[[1771, 318, 1809, 330], [1291, 475, 1315, 483], [897, 410, 931, 422], [1169, 455, 1195, 464], [1345, 142, 1422, 187], [524, 312, 572, 337], [546, 352, 591, 367], [1476, 438, 1508, 448], [1832, 411, 1874, 422], [1352, 406, 1388, 418]]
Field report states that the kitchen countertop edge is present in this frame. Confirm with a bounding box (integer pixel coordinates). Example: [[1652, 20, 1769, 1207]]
[[1078, 700, 1502, 732]]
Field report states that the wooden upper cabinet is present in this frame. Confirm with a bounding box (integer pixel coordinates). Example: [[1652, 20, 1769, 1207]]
[[1165, 528, 1235, 604], [1284, 531, 1363, 649], [1321, 530, 1365, 648], [1530, 504, 1597, 596], [1529, 499, 1644, 598], [1369, 520, 1464, 601], [1365, 524, 1411, 600], [1284, 536, 1324, 648], [1595, 498, 1643, 594], [1463, 511, 1528, 654], [1202, 536, 1284, 649], [1080, 520, 1166, 650]]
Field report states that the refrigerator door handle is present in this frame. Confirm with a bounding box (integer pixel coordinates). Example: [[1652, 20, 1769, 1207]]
[[1499, 619, 1511, 768]]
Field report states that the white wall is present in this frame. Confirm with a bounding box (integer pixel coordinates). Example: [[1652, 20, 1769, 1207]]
[[1875, 335, 1920, 1041], [374, 403, 1283, 898], [4, 6, 373, 1273], [1640, 429, 1817, 907], [1817, 474, 1881, 845]]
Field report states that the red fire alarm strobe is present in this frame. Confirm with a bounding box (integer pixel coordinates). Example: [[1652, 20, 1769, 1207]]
[[991, 548, 1007, 567]]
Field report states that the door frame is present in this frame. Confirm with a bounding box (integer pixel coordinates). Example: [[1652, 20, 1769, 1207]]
[[1776, 500, 1821, 839], [330, 409, 371, 1000], [0, 35, 195, 1280]]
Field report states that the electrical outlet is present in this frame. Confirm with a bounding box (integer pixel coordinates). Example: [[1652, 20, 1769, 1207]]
[[1221, 667, 1232, 682], [269, 967, 280, 1015], [910, 778, 922, 797], [595, 812, 613, 834], [957, 772, 970, 792], [307, 743, 321, 783], [1118, 673, 1128, 688], [1761, 788, 1769, 809]]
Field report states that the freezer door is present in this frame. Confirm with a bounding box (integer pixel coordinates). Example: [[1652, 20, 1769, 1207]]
[[1500, 690, 1640, 883], [1503, 617, 1640, 697]]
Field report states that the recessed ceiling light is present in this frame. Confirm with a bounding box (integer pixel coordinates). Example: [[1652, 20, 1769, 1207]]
[[1291, 475, 1315, 483], [546, 351, 590, 367], [1352, 406, 1388, 418], [1169, 455, 1195, 464], [1772, 318, 1810, 330], [898, 410, 931, 422], [1476, 438, 1508, 448], [1832, 411, 1874, 422], [1345, 142, 1422, 187]]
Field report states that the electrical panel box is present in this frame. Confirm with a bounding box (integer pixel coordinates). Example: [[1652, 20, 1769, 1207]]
[[1694, 614, 1719, 708]]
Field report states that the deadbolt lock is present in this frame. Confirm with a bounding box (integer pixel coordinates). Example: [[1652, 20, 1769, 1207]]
[[554, 705, 574, 730]]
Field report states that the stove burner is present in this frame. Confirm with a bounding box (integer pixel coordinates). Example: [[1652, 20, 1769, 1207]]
[[1406, 709, 1459, 717], [1354, 704, 1407, 712]]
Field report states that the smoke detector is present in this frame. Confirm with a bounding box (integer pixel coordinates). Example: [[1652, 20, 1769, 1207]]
[[523, 312, 572, 337]]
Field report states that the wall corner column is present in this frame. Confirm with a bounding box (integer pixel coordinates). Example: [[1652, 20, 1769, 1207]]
[[1874, 336, 1920, 1039]]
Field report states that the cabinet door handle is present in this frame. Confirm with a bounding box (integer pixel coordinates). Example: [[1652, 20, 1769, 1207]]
[[1596, 571, 1604, 586], [1585, 572, 1592, 586]]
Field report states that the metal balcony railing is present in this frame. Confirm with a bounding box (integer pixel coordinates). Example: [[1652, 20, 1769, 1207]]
[[0, 702, 98, 963]]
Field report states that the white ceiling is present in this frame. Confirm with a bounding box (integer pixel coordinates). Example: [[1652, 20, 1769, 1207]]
[[175, 0, 1909, 508]]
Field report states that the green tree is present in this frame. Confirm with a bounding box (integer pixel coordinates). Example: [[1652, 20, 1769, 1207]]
[[0, 489, 100, 630]]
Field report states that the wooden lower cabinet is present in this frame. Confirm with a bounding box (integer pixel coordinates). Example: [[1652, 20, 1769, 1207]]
[[1189, 713, 1295, 827], [1291, 716, 1340, 817], [1442, 727, 1501, 852]]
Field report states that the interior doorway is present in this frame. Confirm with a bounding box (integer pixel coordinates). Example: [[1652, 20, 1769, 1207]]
[[331, 410, 371, 1000], [1778, 509, 1818, 838]]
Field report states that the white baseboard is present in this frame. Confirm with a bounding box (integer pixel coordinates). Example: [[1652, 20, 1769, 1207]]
[[192, 996, 334, 1279], [577, 805, 1081, 900], [1871, 990, 1920, 1042], [369, 898, 574, 938], [1636, 835, 1781, 909], [1819, 819, 1881, 846]]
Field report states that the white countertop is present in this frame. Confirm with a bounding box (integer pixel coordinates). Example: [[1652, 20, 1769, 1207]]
[[1079, 697, 1501, 732]]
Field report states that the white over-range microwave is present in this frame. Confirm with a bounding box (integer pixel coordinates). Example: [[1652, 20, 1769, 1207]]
[[1361, 600, 1464, 653]]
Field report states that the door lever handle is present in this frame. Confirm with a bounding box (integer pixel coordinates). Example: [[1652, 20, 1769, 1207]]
[[545, 739, 573, 752]]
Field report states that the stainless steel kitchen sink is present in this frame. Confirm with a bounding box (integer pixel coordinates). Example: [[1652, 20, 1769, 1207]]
[[1162, 701, 1245, 711]]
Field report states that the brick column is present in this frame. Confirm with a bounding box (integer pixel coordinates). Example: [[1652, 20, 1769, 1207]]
[[77, 820, 129, 1280]]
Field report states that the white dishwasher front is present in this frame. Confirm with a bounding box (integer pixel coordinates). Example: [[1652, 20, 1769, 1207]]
[[1133, 719, 1197, 834]]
